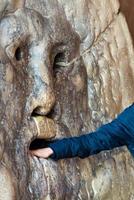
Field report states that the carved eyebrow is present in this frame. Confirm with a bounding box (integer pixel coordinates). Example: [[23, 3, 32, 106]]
[[0, 15, 29, 48], [4, 33, 29, 52]]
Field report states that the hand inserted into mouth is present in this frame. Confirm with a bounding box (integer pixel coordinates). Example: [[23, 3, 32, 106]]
[[30, 147, 54, 159], [29, 114, 58, 158], [29, 138, 54, 158], [30, 104, 134, 161]]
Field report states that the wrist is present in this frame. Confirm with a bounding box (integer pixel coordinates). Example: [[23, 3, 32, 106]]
[[47, 147, 54, 156]]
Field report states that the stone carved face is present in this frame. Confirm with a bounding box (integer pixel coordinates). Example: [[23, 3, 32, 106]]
[[1, 0, 134, 199], [0, 4, 89, 199]]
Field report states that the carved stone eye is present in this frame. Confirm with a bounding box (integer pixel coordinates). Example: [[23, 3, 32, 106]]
[[53, 52, 67, 75], [54, 52, 64, 62], [15, 47, 24, 61]]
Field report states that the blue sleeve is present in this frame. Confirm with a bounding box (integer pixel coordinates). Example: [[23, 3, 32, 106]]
[[48, 103, 134, 160]]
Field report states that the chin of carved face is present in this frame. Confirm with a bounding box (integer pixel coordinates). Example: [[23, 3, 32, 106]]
[[0, 7, 89, 199]]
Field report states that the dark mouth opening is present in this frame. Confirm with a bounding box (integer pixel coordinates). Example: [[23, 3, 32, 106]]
[[29, 138, 49, 150]]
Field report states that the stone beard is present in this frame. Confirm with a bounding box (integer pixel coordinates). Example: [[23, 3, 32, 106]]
[[0, 0, 134, 199]]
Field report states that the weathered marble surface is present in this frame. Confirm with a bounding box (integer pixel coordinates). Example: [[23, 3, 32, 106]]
[[0, 0, 134, 199], [120, 0, 134, 44]]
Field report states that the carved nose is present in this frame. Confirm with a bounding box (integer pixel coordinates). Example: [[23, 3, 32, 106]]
[[32, 84, 56, 116], [30, 65, 56, 115], [28, 62, 55, 116], [28, 70, 57, 140], [26, 41, 56, 116]]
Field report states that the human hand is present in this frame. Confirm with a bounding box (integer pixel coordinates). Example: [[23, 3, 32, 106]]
[[30, 147, 54, 158]]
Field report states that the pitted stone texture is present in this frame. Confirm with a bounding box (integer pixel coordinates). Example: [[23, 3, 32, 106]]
[[0, 166, 15, 200], [83, 14, 134, 122], [0, 0, 134, 200]]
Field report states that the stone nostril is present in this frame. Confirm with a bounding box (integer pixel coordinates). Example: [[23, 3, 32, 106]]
[[31, 92, 56, 117], [31, 106, 46, 117], [31, 104, 55, 117]]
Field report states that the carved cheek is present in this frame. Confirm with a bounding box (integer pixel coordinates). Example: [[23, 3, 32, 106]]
[[0, 167, 15, 200], [72, 74, 85, 92], [5, 64, 14, 83]]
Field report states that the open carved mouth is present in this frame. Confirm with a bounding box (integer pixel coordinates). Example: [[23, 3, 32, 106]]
[[27, 114, 62, 199]]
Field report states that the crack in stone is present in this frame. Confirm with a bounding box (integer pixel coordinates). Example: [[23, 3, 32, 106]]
[[56, 12, 120, 67]]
